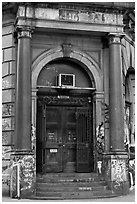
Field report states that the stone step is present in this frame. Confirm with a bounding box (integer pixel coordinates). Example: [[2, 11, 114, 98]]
[[34, 173, 116, 200], [36, 184, 108, 192], [37, 177, 102, 183], [36, 189, 116, 199], [36, 173, 103, 183], [37, 172, 98, 179], [36, 181, 108, 189]]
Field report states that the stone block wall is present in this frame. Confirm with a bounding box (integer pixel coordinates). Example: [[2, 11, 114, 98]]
[[2, 23, 16, 196]]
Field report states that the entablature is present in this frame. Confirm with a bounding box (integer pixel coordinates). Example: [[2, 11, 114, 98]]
[[15, 4, 124, 34]]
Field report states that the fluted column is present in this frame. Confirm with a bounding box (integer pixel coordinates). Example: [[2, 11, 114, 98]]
[[14, 26, 32, 150], [108, 33, 125, 152]]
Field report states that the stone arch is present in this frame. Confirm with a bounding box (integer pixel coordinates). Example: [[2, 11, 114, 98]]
[[32, 46, 102, 91]]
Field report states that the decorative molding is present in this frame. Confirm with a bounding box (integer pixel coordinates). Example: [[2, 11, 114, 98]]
[[14, 25, 34, 41], [62, 43, 72, 57], [108, 33, 125, 45], [38, 95, 91, 106], [17, 5, 123, 26], [16, 27, 32, 39], [32, 46, 102, 91]]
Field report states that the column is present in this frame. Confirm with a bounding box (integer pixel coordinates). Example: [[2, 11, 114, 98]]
[[108, 33, 125, 152], [10, 26, 35, 199], [14, 26, 32, 150], [102, 33, 129, 195]]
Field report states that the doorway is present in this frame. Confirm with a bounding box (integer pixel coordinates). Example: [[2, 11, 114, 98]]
[[36, 95, 94, 174]]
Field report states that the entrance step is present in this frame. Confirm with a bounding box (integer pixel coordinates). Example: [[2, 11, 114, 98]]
[[36, 172, 103, 182], [30, 173, 117, 200], [35, 190, 116, 199]]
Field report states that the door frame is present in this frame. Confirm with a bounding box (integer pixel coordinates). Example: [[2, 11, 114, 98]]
[[36, 92, 95, 173], [32, 47, 104, 175]]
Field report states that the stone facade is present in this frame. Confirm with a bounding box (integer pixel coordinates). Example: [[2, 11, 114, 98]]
[[2, 2, 135, 199]]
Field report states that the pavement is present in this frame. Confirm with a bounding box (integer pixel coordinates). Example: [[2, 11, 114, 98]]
[[2, 188, 135, 203]]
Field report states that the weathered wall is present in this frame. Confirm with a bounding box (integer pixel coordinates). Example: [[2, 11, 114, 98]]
[[32, 32, 103, 69], [31, 31, 107, 158], [121, 37, 135, 148], [2, 19, 16, 195]]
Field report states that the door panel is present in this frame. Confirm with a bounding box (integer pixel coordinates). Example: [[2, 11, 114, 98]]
[[44, 106, 77, 173], [63, 107, 76, 172], [37, 99, 93, 174], [43, 106, 63, 173], [76, 107, 93, 172]]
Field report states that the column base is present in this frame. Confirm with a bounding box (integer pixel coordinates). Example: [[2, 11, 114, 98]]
[[10, 150, 36, 199], [102, 151, 129, 195]]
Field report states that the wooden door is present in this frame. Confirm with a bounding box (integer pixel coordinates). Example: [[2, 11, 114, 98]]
[[76, 107, 93, 172], [37, 102, 93, 174], [63, 107, 77, 172], [43, 106, 77, 173], [43, 106, 63, 173]]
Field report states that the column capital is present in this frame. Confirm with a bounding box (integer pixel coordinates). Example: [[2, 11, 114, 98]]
[[15, 26, 34, 39], [108, 33, 125, 45], [93, 91, 104, 100]]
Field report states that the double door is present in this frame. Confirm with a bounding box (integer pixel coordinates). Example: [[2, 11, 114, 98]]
[[36, 104, 93, 173]]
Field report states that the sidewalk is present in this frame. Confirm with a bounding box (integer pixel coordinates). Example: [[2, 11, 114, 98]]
[[2, 188, 135, 202]]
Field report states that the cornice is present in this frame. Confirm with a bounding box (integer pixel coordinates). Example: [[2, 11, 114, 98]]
[[2, 2, 135, 15]]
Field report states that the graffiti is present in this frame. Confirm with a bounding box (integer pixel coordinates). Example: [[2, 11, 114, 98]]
[[2, 104, 14, 116], [97, 161, 102, 174], [31, 125, 36, 151], [96, 122, 104, 154], [124, 105, 135, 154], [10, 154, 35, 197], [104, 103, 109, 124], [2, 118, 11, 130], [79, 187, 92, 191], [20, 155, 35, 192], [2, 175, 10, 186], [111, 159, 127, 189], [129, 159, 135, 189]]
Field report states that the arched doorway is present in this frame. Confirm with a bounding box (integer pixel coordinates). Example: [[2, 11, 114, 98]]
[[36, 58, 95, 173]]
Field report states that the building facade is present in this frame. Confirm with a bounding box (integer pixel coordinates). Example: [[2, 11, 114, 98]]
[[2, 2, 135, 199]]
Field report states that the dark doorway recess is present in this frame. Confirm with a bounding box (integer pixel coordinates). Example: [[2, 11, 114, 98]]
[[36, 94, 94, 173]]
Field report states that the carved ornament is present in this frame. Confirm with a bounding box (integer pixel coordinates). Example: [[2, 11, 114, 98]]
[[38, 95, 92, 106], [16, 26, 33, 39], [17, 6, 123, 26], [108, 33, 125, 45]]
